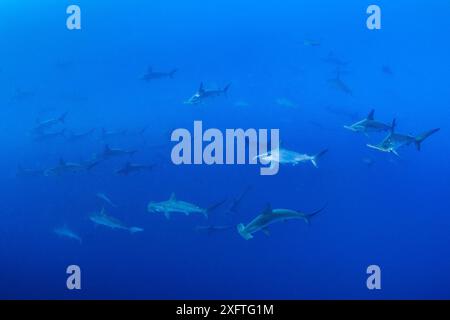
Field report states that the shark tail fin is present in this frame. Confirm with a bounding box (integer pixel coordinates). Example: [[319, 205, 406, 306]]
[[223, 83, 231, 95], [237, 223, 253, 240], [198, 82, 205, 94], [390, 118, 397, 133], [415, 128, 440, 151], [206, 198, 228, 214], [303, 203, 328, 225], [129, 227, 144, 234], [311, 149, 328, 168], [59, 112, 69, 123], [169, 69, 178, 78]]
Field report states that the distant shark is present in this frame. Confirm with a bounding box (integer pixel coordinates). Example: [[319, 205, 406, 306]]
[[89, 208, 143, 233], [344, 109, 395, 135], [33, 129, 66, 142], [65, 129, 96, 142], [101, 128, 127, 140], [96, 193, 118, 208], [237, 203, 326, 240], [195, 225, 232, 235], [44, 159, 86, 176], [142, 66, 177, 81], [147, 193, 225, 219], [255, 148, 328, 168], [115, 162, 155, 175], [327, 69, 352, 95], [101, 145, 137, 159], [53, 225, 82, 243], [33, 112, 68, 133], [367, 127, 440, 156], [184, 82, 231, 105], [322, 52, 349, 67], [16, 165, 45, 177]]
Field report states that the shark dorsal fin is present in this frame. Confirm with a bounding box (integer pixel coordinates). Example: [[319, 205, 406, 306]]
[[59, 158, 65, 166], [147, 66, 153, 73], [198, 82, 205, 94], [367, 109, 375, 120], [170, 193, 176, 201], [391, 118, 397, 133], [262, 203, 272, 216], [104, 145, 111, 152]]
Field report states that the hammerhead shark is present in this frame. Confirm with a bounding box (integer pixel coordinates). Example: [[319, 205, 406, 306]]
[[54, 225, 82, 243], [237, 203, 326, 240], [115, 162, 155, 175], [367, 126, 440, 156], [101, 145, 137, 159], [255, 148, 328, 168], [148, 193, 226, 219], [327, 69, 352, 95], [184, 82, 231, 105], [44, 159, 86, 176], [33, 112, 68, 133], [89, 208, 143, 234], [344, 110, 395, 135], [142, 66, 177, 81]]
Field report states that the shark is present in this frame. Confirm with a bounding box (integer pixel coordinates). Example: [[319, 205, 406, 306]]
[[255, 148, 328, 168], [367, 127, 440, 156], [184, 82, 231, 105], [101, 128, 128, 140], [115, 162, 155, 175], [33, 112, 68, 133], [142, 66, 177, 81], [322, 52, 349, 67], [101, 145, 137, 159], [82, 156, 104, 171], [11, 88, 36, 103], [65, 129, 96, 142], [53, 225, 82, 243], [96, 193, 118, 208], [195, 225, 232, 235], [327, 69, 352, 95], [148, 193, 225, 219], [89, 208, 143, 233], [303, 39, 321, 47], [344, 110, 395, 135], [16, 165, 45, 177], [33, 129, 66, 142], [237, 203, 326, 240], [44, 159, 86, 176]]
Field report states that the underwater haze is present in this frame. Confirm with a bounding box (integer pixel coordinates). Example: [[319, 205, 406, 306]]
[[1, 0, 450, 299]]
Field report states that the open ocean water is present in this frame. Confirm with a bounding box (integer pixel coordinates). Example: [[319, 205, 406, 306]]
[[0, 0, 449, 299]]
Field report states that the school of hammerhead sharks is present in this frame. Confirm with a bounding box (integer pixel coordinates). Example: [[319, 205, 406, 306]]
[[16, 44, 440, 243]]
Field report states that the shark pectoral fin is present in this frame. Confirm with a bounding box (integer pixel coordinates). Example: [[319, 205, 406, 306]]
[[262, 227, 270, 236], [129, 227, 144, 234], [184, 211, 190, 216], [343, 125, 353, 131], [391, 149, 400, 157], [164, 211, 171, 219]]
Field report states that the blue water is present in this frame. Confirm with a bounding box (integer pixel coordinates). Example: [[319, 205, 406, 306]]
[[1, 0, 450, 299]]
